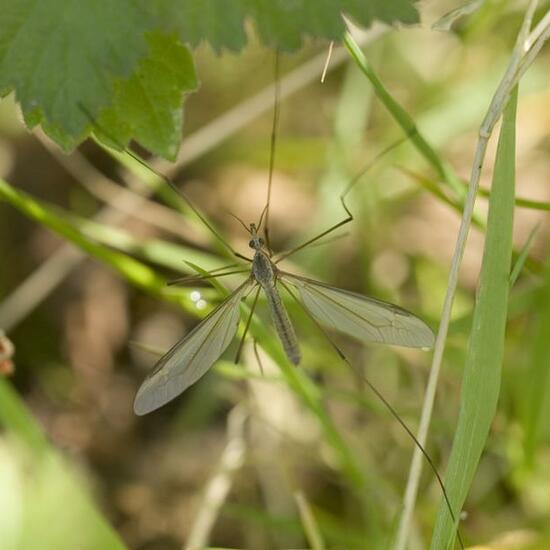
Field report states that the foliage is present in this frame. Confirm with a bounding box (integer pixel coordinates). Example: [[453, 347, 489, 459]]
[[1, 2, 550, 550], [431, 87, 518, 549], [0, 0, 418, 158]]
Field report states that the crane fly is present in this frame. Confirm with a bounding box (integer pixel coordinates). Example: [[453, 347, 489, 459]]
[[134, 211, 434, 415], [93, 50, 461, 548], [132, 69, 435, 416]]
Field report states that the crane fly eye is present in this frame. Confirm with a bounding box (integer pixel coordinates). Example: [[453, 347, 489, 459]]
[[248, 239, 255, 248], [259, 238, 265, 246]]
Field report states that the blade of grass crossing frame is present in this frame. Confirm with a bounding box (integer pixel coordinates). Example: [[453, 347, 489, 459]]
[[343, 32, 464, 198], [0, 178, 170, 298], [294, 491, 326, 550], [430, 87, 518, 548]]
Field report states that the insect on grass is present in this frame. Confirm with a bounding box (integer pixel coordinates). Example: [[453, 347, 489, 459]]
[[86, 51, 463, 548], [132, 64, 434, 416]]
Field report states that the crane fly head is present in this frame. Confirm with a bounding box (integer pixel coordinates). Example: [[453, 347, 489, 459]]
[[248, 223, 265, 250]]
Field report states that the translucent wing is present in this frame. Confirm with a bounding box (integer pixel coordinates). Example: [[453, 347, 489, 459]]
[[280, 272, 434, 349], [134, 281, 253, 415]]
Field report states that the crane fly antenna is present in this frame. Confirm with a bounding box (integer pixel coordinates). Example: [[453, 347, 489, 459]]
[[256, 203, 268, 231], [257, 49, 280, 254], [227, 211, 252, 233], [307, 231, 350, 249], [78, 103, 251, 263], [252, 339, 265, 376], [235, 286, 261, 364]]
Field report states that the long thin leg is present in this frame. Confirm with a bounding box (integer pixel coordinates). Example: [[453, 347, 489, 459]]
[[235, 286, 261, 364], [227, 212, 251, 233], [167, 269, 250, 286], [275, 196, 352, 264], [278, 280, 465, 550], [257, 50, 281, 256], [274, 136, 410, 264], [307, 231, 349, 249], [79, 103, 249, 263], [252, 339, 265, 376], [170, 263, 241, 282], [200, 263, 241, 273]]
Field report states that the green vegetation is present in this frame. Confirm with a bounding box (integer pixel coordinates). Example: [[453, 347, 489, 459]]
[[1, 2, 550, 549]]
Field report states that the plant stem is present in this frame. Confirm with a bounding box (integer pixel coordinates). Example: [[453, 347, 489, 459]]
[[395, 2, 546, 548]]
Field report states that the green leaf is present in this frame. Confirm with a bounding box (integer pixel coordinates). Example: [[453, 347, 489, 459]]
[[154, 0, 419, 52], [342, 0, 419, 28], [242, 0, 419, 50], [0, 0, 151, 149], [430, 88, 518, 548], [0, 0, 418, 157], [153, 0, 249, 52], [96, 31, 198, 161]]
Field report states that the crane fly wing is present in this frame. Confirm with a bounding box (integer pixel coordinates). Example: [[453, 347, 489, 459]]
[[134, 280, 253, 415], [280, 272, 434, 349]]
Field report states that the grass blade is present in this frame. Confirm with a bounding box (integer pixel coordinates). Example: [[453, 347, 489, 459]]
[[294, 491, 326, 550], [0, 178, 183, 303], [430, 87, 518, 548], [343, 32, 464, 197]]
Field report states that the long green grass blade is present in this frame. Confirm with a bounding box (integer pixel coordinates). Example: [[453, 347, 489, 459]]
[[343, 32, 464, 197], [71, 214, 222, 274], [0, 178, 184, 303], [430, 87, 518, 548], [294, 491, 326, 550]]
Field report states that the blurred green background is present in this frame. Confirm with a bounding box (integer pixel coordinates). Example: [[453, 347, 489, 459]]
[[1, 2, 550, 549]]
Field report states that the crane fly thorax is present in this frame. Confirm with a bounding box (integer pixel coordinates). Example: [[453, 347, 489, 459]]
[[252, 250, 276, 287], [248, 222, 276, 286]]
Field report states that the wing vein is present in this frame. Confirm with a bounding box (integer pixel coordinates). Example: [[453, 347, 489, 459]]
[[279, 271, 434, 348], [134, 279, 252, 414]]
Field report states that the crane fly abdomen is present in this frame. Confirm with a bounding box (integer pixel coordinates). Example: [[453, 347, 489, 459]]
[[263, 282, 301, 365], [252, 249, 301, 365]]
